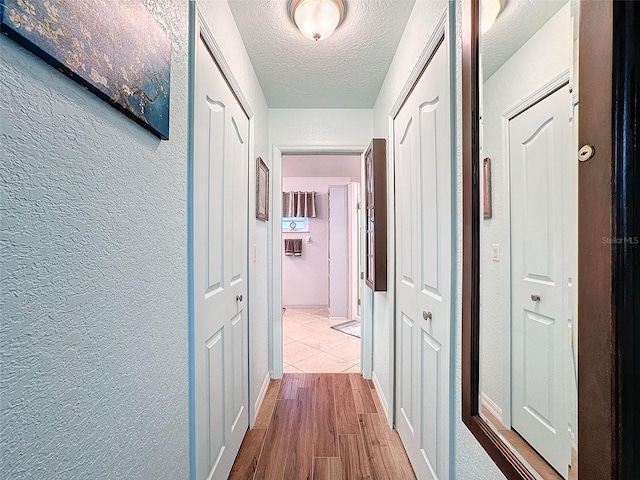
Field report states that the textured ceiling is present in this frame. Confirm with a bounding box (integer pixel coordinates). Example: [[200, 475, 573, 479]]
[[481, 0, 568, 81], [228, 0, 416, 108]]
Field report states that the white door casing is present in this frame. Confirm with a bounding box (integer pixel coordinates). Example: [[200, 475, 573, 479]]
[[348, 182, 361, 320], [193, 34, 249, 480], [510, 85, 572, 478], [393, 28, 453, 480], [270, 146, 366, 379]]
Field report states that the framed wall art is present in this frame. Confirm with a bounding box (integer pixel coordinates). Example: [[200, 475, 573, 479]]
[[0, 0, 171, 139], [483, 157, 492, 219], [256, 157, 269, 221]]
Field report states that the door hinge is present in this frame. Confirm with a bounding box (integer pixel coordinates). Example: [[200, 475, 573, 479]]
[[360, 272, 364, 280], [357, 202, 361, 210], [358, 299, 361, 306]]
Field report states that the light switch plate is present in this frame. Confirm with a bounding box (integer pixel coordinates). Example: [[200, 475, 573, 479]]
[[492, 244, 500, 262]]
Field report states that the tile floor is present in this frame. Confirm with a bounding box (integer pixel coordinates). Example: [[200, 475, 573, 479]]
[[283, 308, 361, 373]]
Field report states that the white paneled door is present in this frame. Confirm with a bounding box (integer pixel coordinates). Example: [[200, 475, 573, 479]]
[[193, 35, 249, 480], [510, 85, 572, 478], [393, 37, 452, 480], [329, 185, 349, 318]]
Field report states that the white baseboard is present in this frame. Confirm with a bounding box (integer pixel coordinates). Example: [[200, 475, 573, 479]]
[[253, 372, 271, 426], [282, 304, 328, 309], [481, 392, 503, 426], [371, 371, 389, 422]]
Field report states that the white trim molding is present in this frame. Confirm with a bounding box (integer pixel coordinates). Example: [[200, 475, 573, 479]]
[[196, 9, 254, 118], [481, 392, 504, 427], [270, 143, 367, 380], [253, 372, 271, 426], [389, 9, 449, 119], [502, 69, 571, 121], [371, 371, 389, 420]]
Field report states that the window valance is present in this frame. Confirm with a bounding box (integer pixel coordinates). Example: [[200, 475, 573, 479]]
[[282, 191, 317, 218]]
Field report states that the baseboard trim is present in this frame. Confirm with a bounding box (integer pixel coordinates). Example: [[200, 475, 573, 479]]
[[282, 305, 328, 310], [481, 392, 503, 426], [371, 371, 389, 421], [253, 372, 271, 425]]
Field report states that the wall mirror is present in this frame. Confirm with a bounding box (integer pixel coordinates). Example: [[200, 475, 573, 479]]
[[463, 0, 613, 480], [462, 0, 640, 478], [478, 0, 578, 478]]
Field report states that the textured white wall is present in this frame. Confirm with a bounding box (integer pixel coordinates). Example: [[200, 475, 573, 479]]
[[0, 0, 190, 478], [479, 3, 571, 416], [195, 0, 271, 424], [281, 177, 352, 308], [269, 109, 373, 148]]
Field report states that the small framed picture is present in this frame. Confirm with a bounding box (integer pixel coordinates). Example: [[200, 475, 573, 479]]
[[256, 157, 269, 221], [483, 157, 492, 219]]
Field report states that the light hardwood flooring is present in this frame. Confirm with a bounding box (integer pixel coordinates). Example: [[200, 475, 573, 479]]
[[229, 373, 416, 480], [283, 308, 360, 374]]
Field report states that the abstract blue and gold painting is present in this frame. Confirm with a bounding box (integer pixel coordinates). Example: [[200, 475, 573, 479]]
[[1, 0, 171, 139]]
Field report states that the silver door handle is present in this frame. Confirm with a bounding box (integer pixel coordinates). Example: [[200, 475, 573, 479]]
[[531, 294, 541, 302], [423, 311, 432, 320], [236, 294, 243, 302]]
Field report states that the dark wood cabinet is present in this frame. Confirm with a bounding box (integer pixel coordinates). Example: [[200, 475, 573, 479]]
[[365, 138, 387, 291]]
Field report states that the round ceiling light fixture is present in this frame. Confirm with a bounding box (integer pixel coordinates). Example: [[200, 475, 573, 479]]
[[290, 0, 346, 42], [480, 0, 503, 34]]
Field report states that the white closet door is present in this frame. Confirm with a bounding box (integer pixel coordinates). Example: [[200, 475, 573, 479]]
[[394, 37, 453, 480], [193, 35, 249, 480], [510, 85, 572, 478]]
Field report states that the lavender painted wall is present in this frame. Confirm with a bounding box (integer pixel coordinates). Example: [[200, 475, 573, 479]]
[[281, 176, 351, 307]]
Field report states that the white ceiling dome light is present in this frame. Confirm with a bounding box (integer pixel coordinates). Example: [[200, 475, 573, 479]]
[[481, 0, 503, 34], [290, 0, 346, 42]]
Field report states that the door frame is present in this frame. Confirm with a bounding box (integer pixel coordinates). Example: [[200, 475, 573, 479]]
[[188, 5, 256, 479], [270, 144, 368, 380]]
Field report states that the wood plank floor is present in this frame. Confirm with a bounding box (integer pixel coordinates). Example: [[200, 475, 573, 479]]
[[229, 373, 416, 480]]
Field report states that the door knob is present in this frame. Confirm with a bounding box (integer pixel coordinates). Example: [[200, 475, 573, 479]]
[[236, 294, 243, 302], [531, 294, 541, 302], [423, 311, 432, 320]]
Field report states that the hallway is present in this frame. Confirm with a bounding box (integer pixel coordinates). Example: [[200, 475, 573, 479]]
[[2, 0, 632, 479], [229, 373, 415, 480]]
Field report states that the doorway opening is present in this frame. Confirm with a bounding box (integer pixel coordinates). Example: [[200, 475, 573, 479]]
[[280, 154, 363, 373]]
